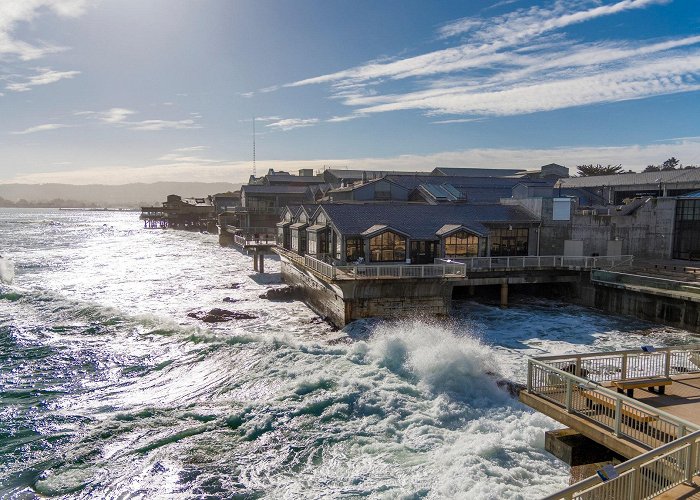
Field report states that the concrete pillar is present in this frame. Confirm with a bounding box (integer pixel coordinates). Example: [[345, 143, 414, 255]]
[[258, 253, 265, 273], [468, 285, 475, 297], [253, 251, 259, 272], [500, 282, 508, 308]]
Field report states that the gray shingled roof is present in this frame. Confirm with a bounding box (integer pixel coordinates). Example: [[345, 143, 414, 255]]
[[557, 169, 700, 188], [431, 167, 525, 177], [242, 185, 311, 194], [317, 203, 536, 240]]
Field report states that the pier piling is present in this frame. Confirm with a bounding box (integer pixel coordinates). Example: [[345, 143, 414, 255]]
[[500, 282, 508, 308]]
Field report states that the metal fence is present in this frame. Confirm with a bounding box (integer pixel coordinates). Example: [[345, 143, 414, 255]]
[[439, 255, 633, 271], [527, 356, 700, 452], [592, 269, 700, 296], [545, 429, 700, 500], [274, 252, 634, 281]]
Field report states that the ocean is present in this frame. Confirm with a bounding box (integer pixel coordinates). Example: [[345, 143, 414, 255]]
[[0, 208, 697, 499]]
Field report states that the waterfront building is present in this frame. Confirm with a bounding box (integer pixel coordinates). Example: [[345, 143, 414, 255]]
[[140, 194, 215, 230], [283, 203, 539, 265]]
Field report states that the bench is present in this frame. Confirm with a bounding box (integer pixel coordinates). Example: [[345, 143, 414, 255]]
[[582, 390, 659, 430], [612, 377, 673, 398]]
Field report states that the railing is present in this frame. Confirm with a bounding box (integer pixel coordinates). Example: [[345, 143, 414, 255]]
[[233, 232, 277, 247], [274, 247, 305, 266], [273, 253, 634, 281], [439, 255, 633, 271], [304, 254, 336, 278], [545, 430, 700, 500], [334, 263, 467, 280], [592, 269, 700, 296], [527, 355, 700, 452], [533, 345, 700, 384]]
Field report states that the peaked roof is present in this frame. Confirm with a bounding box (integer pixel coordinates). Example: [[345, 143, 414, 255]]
[[317, 203, 536, 239]]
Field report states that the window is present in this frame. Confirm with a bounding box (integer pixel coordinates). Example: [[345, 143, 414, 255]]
[[346, 237, 364, 262], [490, 227, 529, 256], [369, 231, 406, 262], [307, 232, 318, 255], [674, 199, 700, 260], [444, 231, 479, 258], [291, 231, 299, 251]]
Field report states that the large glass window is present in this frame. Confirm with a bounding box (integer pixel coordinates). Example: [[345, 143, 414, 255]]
[[490, 228, 529, 256], [369, 231, 406, 262], [307, 232, 318, 255], [674, 199, 700, 260], [444, 231, 479, 258], [346, 237, 364, 262]]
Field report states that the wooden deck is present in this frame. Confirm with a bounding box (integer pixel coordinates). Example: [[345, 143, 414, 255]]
[[614, 373, 700, 426]]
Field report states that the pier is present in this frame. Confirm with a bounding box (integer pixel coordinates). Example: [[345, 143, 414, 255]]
[[521, 345, 700, 499], [226, 228, 277, 273], [275, 249, 633, 326]]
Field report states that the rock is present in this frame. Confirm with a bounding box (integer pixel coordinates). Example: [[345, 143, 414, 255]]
[[187, 308, 256, 322], [222, 297, 238, 303], [496, 379, 526, 398], [226, 283, 241, 290], [259, 286, 303, 301]]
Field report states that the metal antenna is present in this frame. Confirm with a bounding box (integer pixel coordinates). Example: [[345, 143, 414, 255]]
[[252, 117, 257, 177]]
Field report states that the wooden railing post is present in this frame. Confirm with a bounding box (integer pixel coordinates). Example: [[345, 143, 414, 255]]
[[665, 350, 672, 377], [565, 378, 573, 413], [614, 398, 623, 436], [621, 353, 628, 380]]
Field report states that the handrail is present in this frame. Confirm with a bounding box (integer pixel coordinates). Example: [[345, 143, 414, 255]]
[[533, 345, 700, 384], [527, 358, 699, 451], [439, 255, 633, 271], [592, 269, 700, 296], [544, 430, 700, 499]]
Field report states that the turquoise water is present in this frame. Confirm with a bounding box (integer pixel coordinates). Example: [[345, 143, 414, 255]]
[[1, 208, 696, 499]]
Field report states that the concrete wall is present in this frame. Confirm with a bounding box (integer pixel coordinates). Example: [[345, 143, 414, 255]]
[[570, 198, 676, 259], [281, 260, 347, 326]]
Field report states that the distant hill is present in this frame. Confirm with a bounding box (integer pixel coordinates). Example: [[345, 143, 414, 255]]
[[0, 182, 241, 208]]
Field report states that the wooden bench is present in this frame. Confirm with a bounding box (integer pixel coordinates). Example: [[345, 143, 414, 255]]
[[582, 390, 659, 430], [612, 377, 673, 398]]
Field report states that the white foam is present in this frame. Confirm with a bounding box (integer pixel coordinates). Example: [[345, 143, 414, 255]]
[[0, 256, 15, 284]]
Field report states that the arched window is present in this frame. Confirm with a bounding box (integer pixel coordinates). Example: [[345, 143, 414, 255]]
[[369, 231, 406, 262], [444, 231, 479, 258]]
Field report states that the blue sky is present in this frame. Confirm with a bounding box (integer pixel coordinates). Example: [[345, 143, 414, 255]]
[[1, 0, 700, 184]]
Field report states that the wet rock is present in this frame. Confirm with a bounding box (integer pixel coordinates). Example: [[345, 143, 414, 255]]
[[226, 283, 241, 290], [259, 286, 303, 301], [187, 308, 256, 322], [496, 379, 526, 398], [222, 297, 239, 303]]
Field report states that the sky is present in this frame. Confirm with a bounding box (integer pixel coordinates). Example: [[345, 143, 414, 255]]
[[1, 0, 700, 185]]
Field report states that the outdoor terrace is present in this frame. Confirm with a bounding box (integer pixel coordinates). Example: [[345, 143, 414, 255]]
[[522, 345, 700, 499]]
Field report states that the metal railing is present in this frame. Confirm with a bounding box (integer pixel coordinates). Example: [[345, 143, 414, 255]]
[[592, 269, 700, 296], [233, 232, 277, 247], [545, 430, 700, 500], [527, 356, 700, 452], [273, 252, 634, 281], [334, 263, 467, 280], [439, 255, 633, 271], [533, 345, 700, 384]]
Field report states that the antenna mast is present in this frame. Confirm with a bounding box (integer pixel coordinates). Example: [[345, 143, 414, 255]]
[[252, 117, 257, 177]]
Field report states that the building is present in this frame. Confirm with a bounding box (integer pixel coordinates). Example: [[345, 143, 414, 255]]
[[140, 194, 215, 230], [280, 203, 540, 265]]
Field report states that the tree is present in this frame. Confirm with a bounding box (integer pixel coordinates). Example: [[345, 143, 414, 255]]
[[661, 157, 680, 171], [643, 164, 660, 172], [576, 164, 623, 176]]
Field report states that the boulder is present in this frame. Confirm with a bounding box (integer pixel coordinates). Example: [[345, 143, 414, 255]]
[[187, 308, 256, 322], [259, 286, 303, 301]]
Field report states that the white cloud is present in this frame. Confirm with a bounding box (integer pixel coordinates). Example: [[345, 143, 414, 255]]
[[128, 119, 201, 131], [76, 108, 201, 131], [6, 138, 700, 185], [11, 123, 68, 134], [0, 0, 94, 61], [281, 0, 695, 121], [6, 67, 80, 92], [174, 146, 208, 152], [266, 118, 319, 131]]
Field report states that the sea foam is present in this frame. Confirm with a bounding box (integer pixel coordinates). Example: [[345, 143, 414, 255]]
[[0, 257, 15, 285]]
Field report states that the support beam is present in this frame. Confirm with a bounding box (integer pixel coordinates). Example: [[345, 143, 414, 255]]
[[253, 251, 259, 272], [258, 253, 265, 273], [500, 282, 508, 308]]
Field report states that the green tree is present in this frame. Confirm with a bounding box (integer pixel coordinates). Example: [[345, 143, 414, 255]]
[[643, 164, 660, 172], [576, 164, 623, 176], [661, 157, 680, 171]]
